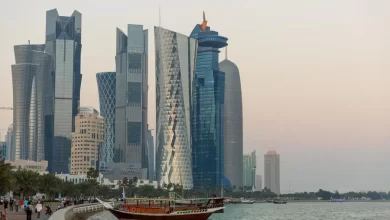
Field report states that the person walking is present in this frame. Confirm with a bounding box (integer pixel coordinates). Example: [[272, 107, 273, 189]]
[[9, 198, 14, 212], [25, 201, 33, 220], [3, 199, 8, 217], [0, 199, 4, 218], [35, 200, 42, 218], [15, 199, 19, 212]]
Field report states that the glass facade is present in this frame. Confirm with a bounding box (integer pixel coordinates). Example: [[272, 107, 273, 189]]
[[45, 9, 82, 173], [155, 27, 197, 189], [147, 129, 155, 180], [11, 45, 52, 162], [219, 58, 243, 187], [96, 72, 116, 163], [115, 25, 148, 170], [5, 124, 13, 161], [243, 151, 256, 188], [190, 24, 227, 188]]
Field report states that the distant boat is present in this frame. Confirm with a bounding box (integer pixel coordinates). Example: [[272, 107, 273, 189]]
[[330, 198, 345, 202], [273, 199, 287, 204], [241, 199, 255, 204], [229, 198, 254, 204]]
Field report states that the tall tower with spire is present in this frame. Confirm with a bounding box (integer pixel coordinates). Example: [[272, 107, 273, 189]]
[[190, 12, 228, 188]]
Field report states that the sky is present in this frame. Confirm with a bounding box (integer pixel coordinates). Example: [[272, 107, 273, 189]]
[[1, 0, 390, 193]]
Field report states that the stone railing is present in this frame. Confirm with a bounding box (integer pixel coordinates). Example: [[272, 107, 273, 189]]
[[49, 202, 115, 220]]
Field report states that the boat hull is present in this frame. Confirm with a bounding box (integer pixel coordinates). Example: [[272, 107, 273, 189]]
[[108, 208, 216, 220]]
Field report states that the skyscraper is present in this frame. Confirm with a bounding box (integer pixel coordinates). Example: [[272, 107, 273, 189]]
[[219, 49, 243, 188], [70, 108, 104, 175], [190, 12, 227, 188], [147, 129, 155, 181], [11, 44, 52, 162], [264, 149, 280, 194], [155, 26, 197, 189], [115, 25, 148, 168], [45, 9, 82, 173], [5, 124, 13, 161], [243, 151, 256, 189], [96, 72, 116, 163]]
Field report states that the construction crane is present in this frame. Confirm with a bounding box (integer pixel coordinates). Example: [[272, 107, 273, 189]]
[[0, 107, 13, 110]]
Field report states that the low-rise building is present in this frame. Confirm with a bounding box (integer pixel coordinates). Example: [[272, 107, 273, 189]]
[[6, 159, 48, 174], [136, 179, 158, 189], [99, 162, 147, 181]]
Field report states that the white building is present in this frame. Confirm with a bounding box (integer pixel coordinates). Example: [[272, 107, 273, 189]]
[[264, 149, 280, 194], [136, 179, 159, 189], [255, 174, 262, 191]]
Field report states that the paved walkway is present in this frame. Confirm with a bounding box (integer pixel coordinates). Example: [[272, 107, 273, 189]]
[[2, 211, 50, 220]]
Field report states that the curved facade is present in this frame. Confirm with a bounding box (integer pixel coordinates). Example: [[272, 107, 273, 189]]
[[155, 26, 197, 189], [96, 72, 116, 163], [219, 58, 243, 187], [12, 64, 36, 160], [12, 45, 52, 161]]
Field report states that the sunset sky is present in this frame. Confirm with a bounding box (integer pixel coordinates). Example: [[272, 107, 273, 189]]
[[1, 0, 390, 193]]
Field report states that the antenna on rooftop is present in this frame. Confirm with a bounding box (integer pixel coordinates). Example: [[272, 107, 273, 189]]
[[225, 47, 228, 60], [159, 5, 161, 27]]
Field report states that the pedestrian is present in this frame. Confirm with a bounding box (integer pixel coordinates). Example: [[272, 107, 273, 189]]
[[3, 199, 8, 217], [25, 201, 33, 220], [24, 199, 28, 208], [35, 200, 42, 218], [0, 199, 4, 218], [19, 199, 24, 211], [15, 199, 19, 212], [9, 198, 14, 212]]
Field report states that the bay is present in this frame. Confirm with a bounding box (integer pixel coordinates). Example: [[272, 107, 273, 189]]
[[89, 202, 390, 220]]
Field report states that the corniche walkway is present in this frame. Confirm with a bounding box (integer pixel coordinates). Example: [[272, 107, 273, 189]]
[[4, 211, 50, 220]]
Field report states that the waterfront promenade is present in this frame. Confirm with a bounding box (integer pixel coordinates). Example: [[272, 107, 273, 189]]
[[4, 211, 50, 220]]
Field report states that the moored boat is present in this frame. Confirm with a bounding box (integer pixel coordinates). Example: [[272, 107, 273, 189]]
[[97, 197, 225, 220], [273, 198, 287, 204]]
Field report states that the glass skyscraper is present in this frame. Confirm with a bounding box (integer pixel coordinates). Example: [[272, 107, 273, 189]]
[[45, 9, 82, 173], [243, 150, 256, 189], [115, 25, 148, 169], [96, 72, 116, 163], [190, 14, 227, 188], [11, 44, 52, 162], [155, 26, 197, 189]]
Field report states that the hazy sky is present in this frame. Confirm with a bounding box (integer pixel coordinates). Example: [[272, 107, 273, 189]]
[[1, 0, 390, 193]]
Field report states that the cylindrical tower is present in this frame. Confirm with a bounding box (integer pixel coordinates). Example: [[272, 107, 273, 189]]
[[219, 57, 243, 188]]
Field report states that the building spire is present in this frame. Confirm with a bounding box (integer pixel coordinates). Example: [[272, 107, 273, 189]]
[[225, 47, 228, 60], [201, 11, 207, 31], [159, 5, 161, 27]]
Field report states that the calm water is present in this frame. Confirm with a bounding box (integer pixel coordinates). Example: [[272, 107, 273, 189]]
[[89, 202, 390, 220]]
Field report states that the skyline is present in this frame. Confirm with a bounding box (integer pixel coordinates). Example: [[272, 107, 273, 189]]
[[1, 0, 390, 193]]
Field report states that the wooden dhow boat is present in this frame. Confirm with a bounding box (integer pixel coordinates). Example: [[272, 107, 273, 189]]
[[97, 197, 225, 220]]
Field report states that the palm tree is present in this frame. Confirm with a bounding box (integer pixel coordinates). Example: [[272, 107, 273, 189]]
[[13, 169, 40, 199], [87, 167, 99, 179], [38, 173, 61, 200], [0, 154, 13, 194]]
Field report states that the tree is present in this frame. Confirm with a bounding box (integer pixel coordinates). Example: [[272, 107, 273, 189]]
[[87, 168, 99, 179], [122, 177, 129, 186], [0, 154, 13, 194], [38, 173, 61, 200], [13, 169, 40, 199]]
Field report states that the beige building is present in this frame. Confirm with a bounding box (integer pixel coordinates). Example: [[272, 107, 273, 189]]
[[6, 159, 48, 173], [71, 109, 104, 175], [264, 149, 280, 194]]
